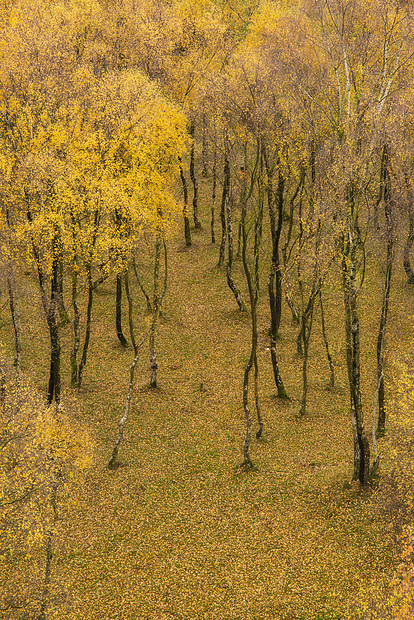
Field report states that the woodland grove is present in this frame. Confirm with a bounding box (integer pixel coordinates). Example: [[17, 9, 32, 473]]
[[2, 0, 414, 618]]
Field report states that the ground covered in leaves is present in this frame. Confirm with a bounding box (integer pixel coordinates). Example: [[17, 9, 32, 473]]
[[2, 213, 414, 619]]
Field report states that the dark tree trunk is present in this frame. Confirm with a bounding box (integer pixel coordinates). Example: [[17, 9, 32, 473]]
[[71, 210, 99, 388], [7, 271, 22, 381], [77, 265, 94, 387], [47, 254, 61, 405], [189, 122, 201, 230], [202, 111, 208, 178], [70, 269, 81, 387], [282, 170, 305, 325], [319, 291, 335, 387], [241, 143, 263, 468], [226, 181, 246, 311], [211, 143, 217, 244], [403, 202, 414, 285], [264, 151, 288, 397], [298, 287, 318, 417], [116, 274, 128, 348], [266, 156, 284, 338], [376, 144, 394, 437], [180, 164, 192, 247], [342, 224, 370, 486], [218, 136, 229, 267], [149, 233, 162, 388]]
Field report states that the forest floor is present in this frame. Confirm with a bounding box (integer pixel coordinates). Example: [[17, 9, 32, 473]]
[[2, 197, 414, 619]]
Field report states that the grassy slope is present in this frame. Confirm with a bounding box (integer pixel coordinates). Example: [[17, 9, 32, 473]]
[[2, 199, 413, 619]]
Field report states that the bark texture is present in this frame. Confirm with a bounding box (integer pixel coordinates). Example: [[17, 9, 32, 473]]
[[180, 164, 192, 247]]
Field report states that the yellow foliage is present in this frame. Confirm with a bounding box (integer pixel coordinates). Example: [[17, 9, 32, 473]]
[[0, 374, 93, 557]]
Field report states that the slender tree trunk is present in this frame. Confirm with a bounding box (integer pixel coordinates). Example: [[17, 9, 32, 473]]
[[159, 238, 168, 309], [7, 270, 22, 381], [108, 330, 149, 469], [254, 355, 263, 439], [319, 291, 335, 387], [71, 210, 99, 387], [47, 308, 61, 405], [0, 363, 6, 407], [218, 137, 229, 267], [299, 290, 317, 417], [132, 256, 152, 313], [202, 111, 208, 178], [282, 172, 305, 325], [149, 233, 162, 388], [38, 484, 58, 620], [267, 159, 284, 338], [403, 212, 414, 284], [376, 144, 394, 436], [76, 265, 94, 388], [56, 259, 68, 326], [296, 183, 305, 357], [47, 248, 61, 406], [226, 191, 246, 311], [3, 205, 22, 380], [342, 227, 370, 486], [265, 151, 288, 397], [211, 143, 217, 244], [285, 284, 300, 325], [116, 274, 128, 348], [180, 164, 192, 247], [237, 149, 247, 260], [241, 143, 263, 468], [70, 269, 81, 387], [189, 122, 201, 230]]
